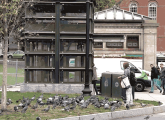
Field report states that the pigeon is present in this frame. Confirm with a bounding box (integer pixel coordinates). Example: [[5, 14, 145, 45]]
[[126, 104, 129, 110], [52, 103, 57, 109], [69, 104, 76, 110], [80, 99, 85, 104], [31, 95, 35, 101], [42, 106, 50, 112], [54, 94, 59, 100], [39, 101, 45, 107], [39, 93, 44, 99], [31, 103, 38, 109], [158, 101, 162, 106], [81, 102, 87, 109], [85, 100, 90, 106], [14, 106, 19, 112], [140, 103, 147, 107], [16, 99, 21, 103], [144, 115, 150, 120], [18, 102, 23, 107], [36, 117, 41, 120], [48, 95, 53, 101], [61, 102, 67, 107], [110, 106, 116, 112], [63, 95, 69, 100], [0, 109, 3, 114], [64, 105, 70, 112], [26, 99, 32, 106], [104, 97, 109, 101], [37, 98, 42, 103], [22, 103, 28, 108], [23, 96, 25, 102], [121, 96, 126, 100], [113, 101, 121, 109], [104, 103, 110, 109], [118, 101, 122, 106], [6, 102, 10, 106], [7, 98, 13, 104], [90, 95, 97, 100], [21, 104, 28, 113], [95, 102, 101, 108]]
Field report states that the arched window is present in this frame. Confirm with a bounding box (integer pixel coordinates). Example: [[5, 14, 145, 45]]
[[129, 3, 137, 13], [149, 2, 157, 20]]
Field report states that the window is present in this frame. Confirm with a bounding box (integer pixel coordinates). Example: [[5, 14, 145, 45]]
[[149, 2, 157, 20], [127, 36, 139, 48], [129, 3, 137, 13], [94, 42, 103, 48], [106, 42, 123, 48]]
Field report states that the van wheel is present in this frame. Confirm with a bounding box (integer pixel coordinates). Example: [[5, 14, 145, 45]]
[[135, 82, 145, 92]]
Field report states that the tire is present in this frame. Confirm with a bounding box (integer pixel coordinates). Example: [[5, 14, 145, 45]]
[[135, 82, 145, 92], [8, 55, 12, 59], [22, 56, 25, 60]]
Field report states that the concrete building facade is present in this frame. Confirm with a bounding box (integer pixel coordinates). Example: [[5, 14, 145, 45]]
[[118, 0, 165, 53], [93, 6, 158, 71]]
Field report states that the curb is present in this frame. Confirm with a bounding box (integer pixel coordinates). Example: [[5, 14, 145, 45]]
[[50, 104, 165, 120]]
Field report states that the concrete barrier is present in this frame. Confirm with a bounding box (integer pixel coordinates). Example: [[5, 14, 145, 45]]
[[20, 83, 95, 95]]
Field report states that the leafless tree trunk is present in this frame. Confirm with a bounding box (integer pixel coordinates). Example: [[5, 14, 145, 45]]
[[1, 0, 8, 111]]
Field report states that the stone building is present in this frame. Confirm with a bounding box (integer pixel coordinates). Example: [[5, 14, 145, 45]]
[[118, 0, 165, 53], [93, 6, 159, 71]]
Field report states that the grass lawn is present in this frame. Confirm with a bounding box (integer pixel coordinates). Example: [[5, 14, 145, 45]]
[[0, 64, 24, 86], [0, 92, 160, 120], [0, 75, 24, 86], [0, 64, 24, 74]]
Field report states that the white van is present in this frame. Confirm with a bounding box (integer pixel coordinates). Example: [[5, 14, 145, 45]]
[[94, 58, 151, 92]]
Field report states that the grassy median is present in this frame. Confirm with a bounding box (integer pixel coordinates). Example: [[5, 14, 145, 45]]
[[0, 92, 161, 120]]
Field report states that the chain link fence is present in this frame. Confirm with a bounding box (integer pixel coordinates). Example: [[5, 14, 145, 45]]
[[0, 60, 25, 87]]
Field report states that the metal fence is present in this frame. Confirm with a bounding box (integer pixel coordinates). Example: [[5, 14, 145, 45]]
[[0, 60, 25, 86]]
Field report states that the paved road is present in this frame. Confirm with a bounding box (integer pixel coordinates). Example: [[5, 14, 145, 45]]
[[114, 113, 165, 120]]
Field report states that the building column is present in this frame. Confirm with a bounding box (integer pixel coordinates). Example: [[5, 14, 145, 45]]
[[138, 35, 141, 50], [124, 35, 127, 49], [103, 42, 106, 49], [143, 21, 158, 71]]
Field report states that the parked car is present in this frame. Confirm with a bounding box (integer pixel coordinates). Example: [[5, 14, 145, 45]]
[[12, 50, 25, 59], [0, 52, 13, 58], [94, 58, 151, 92]]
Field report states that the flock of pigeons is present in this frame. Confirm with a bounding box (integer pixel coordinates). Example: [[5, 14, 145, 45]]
[[14, 94, 126, 113], [0, 94, 158, 120]]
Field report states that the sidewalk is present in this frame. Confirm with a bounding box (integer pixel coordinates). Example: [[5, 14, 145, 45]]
[[0, 84, 22, 92], [135, 87, 165, 104]]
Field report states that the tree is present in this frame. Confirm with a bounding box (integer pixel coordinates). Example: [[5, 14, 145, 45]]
[[0, 0, 29, 110], [95, 0, 116, 12]]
